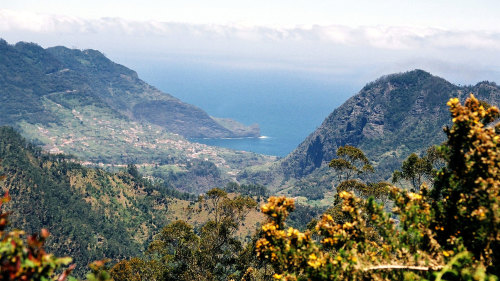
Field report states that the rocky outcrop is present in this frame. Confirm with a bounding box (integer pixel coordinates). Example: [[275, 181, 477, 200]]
[[211, 117, 260, 138]]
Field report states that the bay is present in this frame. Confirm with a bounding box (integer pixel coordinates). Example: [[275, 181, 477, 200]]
[[129, 60, 360, 157]]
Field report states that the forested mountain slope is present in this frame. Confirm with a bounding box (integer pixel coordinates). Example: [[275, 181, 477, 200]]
[[0, 40, 273, 193], [239, 70, 500, 192], [0, 39, 259, 139], [0, 127, 186, 274], [281, 70, 500, 179], [0, 127, 269, 276]]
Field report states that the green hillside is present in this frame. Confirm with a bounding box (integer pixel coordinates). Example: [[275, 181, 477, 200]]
[[0, 127, 269, 276], [281, 70, 500, 178], [0, 39, 274, 193], [238, 70, 500, 198], [0, 127, 183, 274], [0, 39, 259, 139]]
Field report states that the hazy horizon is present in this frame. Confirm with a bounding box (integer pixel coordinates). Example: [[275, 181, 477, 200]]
[[2, 1, 500, 86]]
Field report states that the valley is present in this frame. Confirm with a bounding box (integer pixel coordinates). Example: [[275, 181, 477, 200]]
[[0, 39, 499, 280]]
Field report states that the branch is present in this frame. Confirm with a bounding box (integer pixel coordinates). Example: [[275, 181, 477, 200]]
[[364, 264, 444, 271]]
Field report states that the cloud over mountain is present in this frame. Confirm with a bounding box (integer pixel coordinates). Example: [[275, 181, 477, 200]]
[[2, 9, 499, 84]]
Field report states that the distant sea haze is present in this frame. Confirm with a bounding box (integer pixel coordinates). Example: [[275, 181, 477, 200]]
[[135, 61, 358, 157]]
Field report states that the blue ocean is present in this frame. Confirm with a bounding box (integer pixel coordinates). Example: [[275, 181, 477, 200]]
[[130, 60, 360, 157]]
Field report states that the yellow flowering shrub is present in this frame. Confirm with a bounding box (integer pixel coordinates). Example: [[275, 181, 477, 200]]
[[432, 94, 500, 273], [256, 95, 499, 280]]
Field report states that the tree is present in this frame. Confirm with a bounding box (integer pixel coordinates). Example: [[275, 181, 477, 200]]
[[203, 188, 228, 224], [329, 145, 373, 182], [431, 95, 500, 274], [329, 146, 388, 201], [0, 191, 74, 280], [111, 188, 257, 281], [392, 152, 434, 191], [0, 190, 112, 281], [126, 164, 140, 179], [147, 220, 202, 280]]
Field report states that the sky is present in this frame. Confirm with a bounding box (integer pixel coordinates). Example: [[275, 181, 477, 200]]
[[1, 1, 500, 84]]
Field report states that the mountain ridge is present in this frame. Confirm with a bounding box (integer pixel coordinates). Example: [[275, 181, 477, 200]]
[[238, 70, 500, 193], [0, 39, 260, 139], [282, 69, 500, 179], [0, 39, 275, 194]]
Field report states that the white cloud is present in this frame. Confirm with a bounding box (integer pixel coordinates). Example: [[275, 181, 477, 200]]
[[3, 10, 500, 51], [1, 9, 500, 84]]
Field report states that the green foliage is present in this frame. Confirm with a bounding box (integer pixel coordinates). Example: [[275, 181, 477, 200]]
[[431, 95, 500, 274], [0, 126, 173, 276], [152, 159, 226, 194], [286, 204, 326, 231], [0, 188, 114, 281], [293, 184, 326, 201], [225, 182, 270, 201], [335, 179, 390, 201], [84, 260, 113, 281], [126, 164, 140, 179], [329, 145, 373, 182], [392, 152, 433, 191], [328, 146, 389, 202], [0, 192, 74, 280], [111, 188, 258, 280]]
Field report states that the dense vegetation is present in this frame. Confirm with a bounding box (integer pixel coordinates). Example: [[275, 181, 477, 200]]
[[0, 126, 195, 275], [0, 191, 114, 280], [109, 188, 259, 280], [0, 90, 498, 280], [256, 95, 499, 280]]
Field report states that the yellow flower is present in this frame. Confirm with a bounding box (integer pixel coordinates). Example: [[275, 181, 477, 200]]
[[443, 250, 454, 257], [261, 205, 269, 212], [262, 223, 277, 232], [339, 191, 350, 199], [308, 259, 322, 269], [273, 273, 283, 279], [447, 97, 459, 107], [343, 222, 353, 229], [307, 254, 323, 269], [407, 192, 422, 201], [322, 238, 333, 245]]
